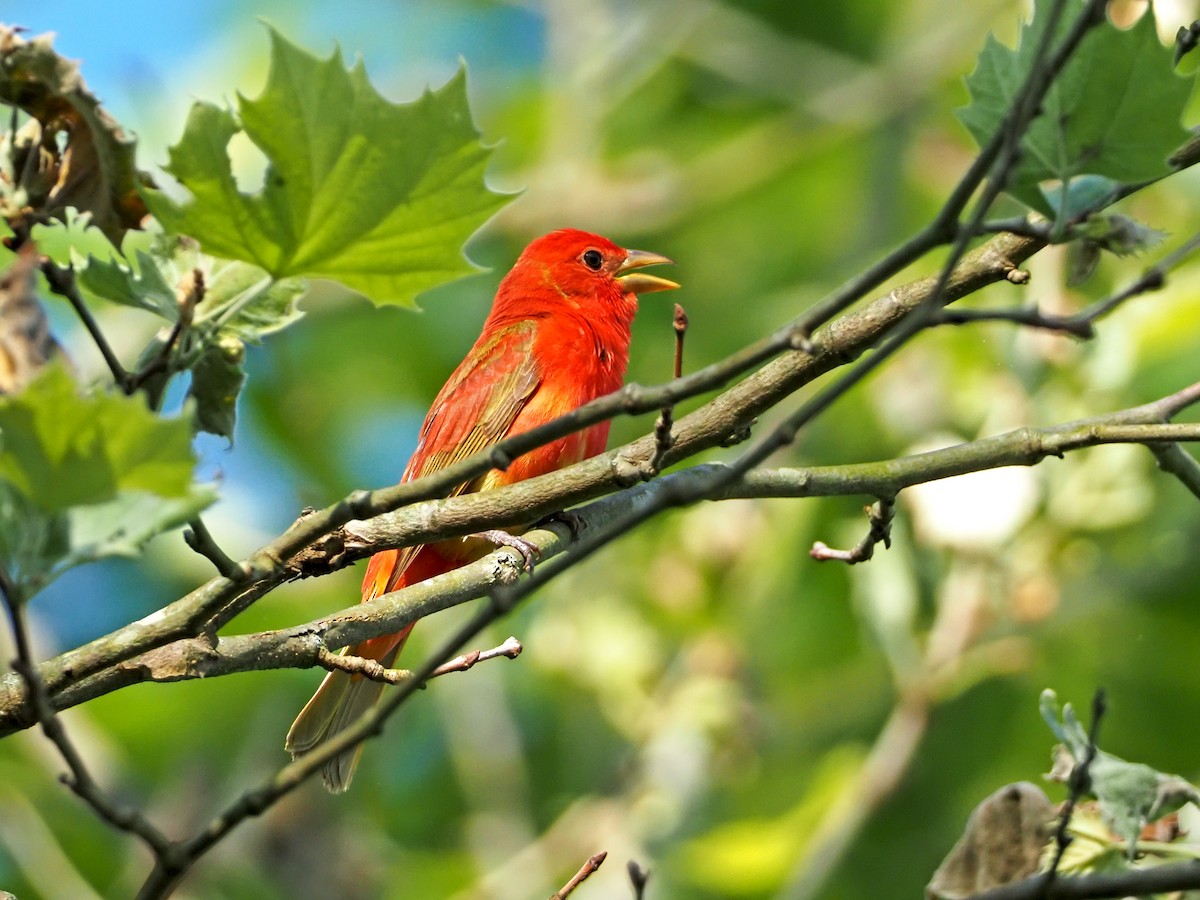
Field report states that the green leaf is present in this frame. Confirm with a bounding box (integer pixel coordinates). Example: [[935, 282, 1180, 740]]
[[31, 208, 122, 267], [33, 212, 179, 319], [0, 366, 215, 596], [958, 1, 1193, 216], [143, 26, 511, 307], [0, 480, 68, 598], [187, 334, 245, 440], [0, 365, 198, 510], [78, 248, 181, 319]]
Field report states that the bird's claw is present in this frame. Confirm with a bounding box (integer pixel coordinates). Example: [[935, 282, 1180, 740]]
[[472, 530, 541, 573]]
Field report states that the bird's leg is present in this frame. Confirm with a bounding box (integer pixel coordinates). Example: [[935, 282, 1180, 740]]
[[470, 530, 541, 573]]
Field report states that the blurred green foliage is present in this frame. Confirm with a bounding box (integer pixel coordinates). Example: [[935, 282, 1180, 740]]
[[5, 1, 1200, 898]]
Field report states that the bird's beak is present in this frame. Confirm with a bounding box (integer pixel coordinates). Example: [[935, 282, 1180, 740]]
[[616, 249, 679, 295]]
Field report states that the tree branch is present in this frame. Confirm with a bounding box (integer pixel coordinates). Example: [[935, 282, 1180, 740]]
[[961, 860, 1200, 900], [0, 223, 1045, 731], [16, 411, 1200, 725], [0, 564, 174, 863]]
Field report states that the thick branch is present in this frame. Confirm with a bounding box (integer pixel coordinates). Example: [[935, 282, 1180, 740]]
[[11, 414, 1199, 727]]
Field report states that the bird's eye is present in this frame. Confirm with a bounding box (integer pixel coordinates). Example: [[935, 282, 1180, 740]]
[[581, 249, 604, 271]]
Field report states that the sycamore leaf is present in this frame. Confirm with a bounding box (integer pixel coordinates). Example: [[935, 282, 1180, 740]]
[[0, 365, 199, 510], [143, 26, 510, 308], [958, 1, 1193, 217]]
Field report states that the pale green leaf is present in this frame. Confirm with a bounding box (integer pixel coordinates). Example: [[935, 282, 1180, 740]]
[[31, 208, 122, 266], [65, 487, 217, 566], [196, 262, 306, 341], [77, 248, 180, 319]]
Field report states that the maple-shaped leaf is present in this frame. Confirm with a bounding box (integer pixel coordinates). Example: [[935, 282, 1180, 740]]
[[957, 0, 1193, 218], [143, 27, 510, 308]]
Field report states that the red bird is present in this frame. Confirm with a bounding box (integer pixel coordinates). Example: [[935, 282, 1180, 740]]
[[286, 229, 678, 792]]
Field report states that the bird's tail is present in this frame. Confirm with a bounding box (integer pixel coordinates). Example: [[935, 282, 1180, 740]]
[[284, 627, 413, 793]]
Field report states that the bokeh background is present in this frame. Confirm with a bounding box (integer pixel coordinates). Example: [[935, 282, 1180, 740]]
[[4, 0, 1200, 897]]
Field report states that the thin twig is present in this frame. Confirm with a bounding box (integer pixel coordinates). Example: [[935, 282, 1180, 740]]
[[810, 497, 895, 563], [946, 228, 1200, 340], [39, 261, 131, 391], [1048, 690, 1106, 879], [549, 851, 607, 900], [317, 636, 522, 684], [183, 518, 241, 579], [938, 306, 1095, 338], [127, 267, 202, 395], [651, 303, 688, 471]]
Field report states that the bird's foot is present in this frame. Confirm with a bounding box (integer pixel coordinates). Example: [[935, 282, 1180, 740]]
[[471, 530, 541, 573]]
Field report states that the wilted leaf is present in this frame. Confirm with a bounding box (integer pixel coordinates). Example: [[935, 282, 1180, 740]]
[[958, 1, 1193, 217], [143, 26, 510, 307], [0, 246, 64, 394], [188, 333, 246, 440], [1041, 690, 1200, 855], [926, 782, 1055, 899], [0, 26, 147, 241]]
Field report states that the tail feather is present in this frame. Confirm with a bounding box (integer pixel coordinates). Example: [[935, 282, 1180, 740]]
[[285, 631, 409, 793]]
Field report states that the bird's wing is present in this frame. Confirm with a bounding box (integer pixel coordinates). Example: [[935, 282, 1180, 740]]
[[362, 320, 542, 598]]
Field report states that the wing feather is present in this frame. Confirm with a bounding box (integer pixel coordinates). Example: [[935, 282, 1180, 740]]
[[364, 320, 542, 597]]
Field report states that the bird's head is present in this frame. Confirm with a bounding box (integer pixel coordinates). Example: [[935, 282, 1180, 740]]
[[504, 229, 679, 312]]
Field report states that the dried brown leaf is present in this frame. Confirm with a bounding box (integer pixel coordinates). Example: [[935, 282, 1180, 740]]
[[0, 25, 147, 241]]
